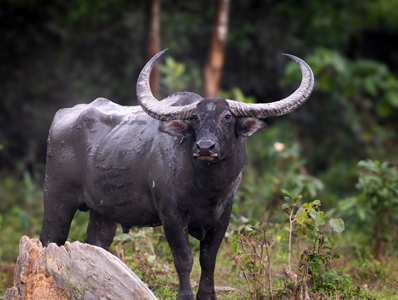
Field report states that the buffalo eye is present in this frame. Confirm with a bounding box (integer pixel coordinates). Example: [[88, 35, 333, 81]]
[[192, 115, 198, 121], [224, 114, 232, 121]]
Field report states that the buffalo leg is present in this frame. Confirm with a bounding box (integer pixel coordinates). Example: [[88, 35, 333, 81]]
[[40, 190, 79, 247], [85, 209, 117, 251], [162, 217, 194, 300], [196, 206, 232, 300]]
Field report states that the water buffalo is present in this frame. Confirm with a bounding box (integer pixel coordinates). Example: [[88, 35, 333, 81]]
[[40, 49, 314, 300]]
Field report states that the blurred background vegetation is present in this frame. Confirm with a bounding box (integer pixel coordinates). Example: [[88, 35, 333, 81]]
[[1, 0, 398, 296]]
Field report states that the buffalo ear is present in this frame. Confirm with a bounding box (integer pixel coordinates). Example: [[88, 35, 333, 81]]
[[236, 118, 267, 137], [160, 120, 193, 136]]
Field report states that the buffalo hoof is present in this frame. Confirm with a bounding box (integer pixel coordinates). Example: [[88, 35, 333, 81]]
[[196, 292, 217, 300], [177, 291, 195, 300]]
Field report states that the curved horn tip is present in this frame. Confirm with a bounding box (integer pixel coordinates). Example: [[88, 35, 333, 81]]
[[281, 53, 301, 63], [150, 48, 169, 61], [158, 48, 169, 55]]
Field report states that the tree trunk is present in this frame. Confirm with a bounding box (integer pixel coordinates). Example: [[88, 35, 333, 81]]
[[203, 0, 230, 98], [5, 236, 157, 300], [145, 0, 161, 98]]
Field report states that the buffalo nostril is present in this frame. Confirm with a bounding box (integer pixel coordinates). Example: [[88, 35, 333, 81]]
[[195, 140, 217, 156]]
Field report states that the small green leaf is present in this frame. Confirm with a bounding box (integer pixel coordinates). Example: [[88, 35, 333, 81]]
[[148, 255, 156, 264], [245, 262, 253, 270], [281, 189, 293, 198], [329, 219, 345, 234], [295, 207, 310, 225], [312, 200, 321, 206], [231, 241, 238, 253], [245, 226, 253, 232], [230, 265, 237, 273], [357, 208, 366, 221], [310, 210, 325, 227]]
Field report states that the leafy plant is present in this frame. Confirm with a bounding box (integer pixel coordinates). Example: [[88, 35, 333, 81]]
[[235, 130, 324, 221], [337, 160, 398, 260], [159, 56, 202, 96], [281, 189, 346, 297], [226, 189, 348, 299]]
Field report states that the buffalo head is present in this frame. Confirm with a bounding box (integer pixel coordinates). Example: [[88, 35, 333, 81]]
[[136, 49, 314, 163], [159, 97, 267, 162]]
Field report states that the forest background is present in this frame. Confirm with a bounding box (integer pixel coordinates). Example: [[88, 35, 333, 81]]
[[1, 0, 398, 298]]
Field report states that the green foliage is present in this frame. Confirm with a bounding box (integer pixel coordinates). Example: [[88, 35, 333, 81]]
[[159, 56, 201, 96], [355, 160, 398, 215], [0, 173, 43, 262], [291, 198, 344, 250], [0, 172, 89, 263], [234, 127, 324, 220], [226, 188, 348, 299], [279, 190, 347, 298], [281, 46, 398, 206], [311, 268, 360, 298], [336, 160, 398, 259], [299, 48, 398, 120], [301, 48, 397, 153]]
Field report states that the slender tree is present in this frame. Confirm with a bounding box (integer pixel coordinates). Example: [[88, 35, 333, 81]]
[[203, 0, 230, 98], [145, 0, 161, 98]]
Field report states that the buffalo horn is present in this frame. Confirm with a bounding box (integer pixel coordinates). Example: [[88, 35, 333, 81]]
[[136, 49, 197, 121], [137, 50, 314, 120], [226, 54, 314, 118]]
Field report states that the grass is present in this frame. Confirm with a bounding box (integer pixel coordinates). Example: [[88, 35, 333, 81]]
[[107, 226, 398, 300], [1, 174, 398, 299], [1, 224, 398, 299]]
